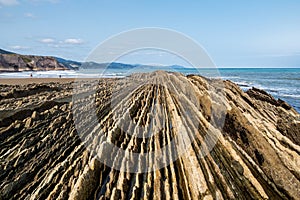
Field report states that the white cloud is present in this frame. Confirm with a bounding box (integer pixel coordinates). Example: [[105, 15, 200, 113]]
[[24, 12, 35, 18], [40, 38, 55, 43], [0, 0, 19, 6], [10, 45, 29, 50], [64, 38, 83, 44], [38, 38, 84, 47]]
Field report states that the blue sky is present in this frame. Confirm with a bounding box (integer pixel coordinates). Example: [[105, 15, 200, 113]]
[[1, 0, 300, 67]]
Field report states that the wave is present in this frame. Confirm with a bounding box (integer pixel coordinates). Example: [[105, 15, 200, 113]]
[[0, 70, 127, 78], [280, 77, 300, 81], [280, 94, 300, 98], [0, 71, 75, 78]]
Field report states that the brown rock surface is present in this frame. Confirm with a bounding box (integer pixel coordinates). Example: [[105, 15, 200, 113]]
[[0, 71, 299, 200], [0, 54, 69, 72]]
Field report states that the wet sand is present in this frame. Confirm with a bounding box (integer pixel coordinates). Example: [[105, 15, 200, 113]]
[[0, 78, 75, 85]]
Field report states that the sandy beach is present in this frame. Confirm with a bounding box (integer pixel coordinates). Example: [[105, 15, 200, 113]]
[[0, 78, 75, 85], [0, 77, 115, 85]]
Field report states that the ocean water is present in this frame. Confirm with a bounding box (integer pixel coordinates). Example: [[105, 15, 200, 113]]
[[222, 68, 300, 113], [181, 68, 300, 113], [0, 68, 299, 112]]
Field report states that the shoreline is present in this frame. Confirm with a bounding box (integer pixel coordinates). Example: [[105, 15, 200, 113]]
[[0, 77, 121, 85], [0, 78, 76, 85]]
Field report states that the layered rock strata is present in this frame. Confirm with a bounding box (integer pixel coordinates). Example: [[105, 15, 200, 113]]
[[0, 71, 299, 200]]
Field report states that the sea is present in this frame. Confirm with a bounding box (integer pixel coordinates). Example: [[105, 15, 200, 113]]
[[0, 67, 299, 113]]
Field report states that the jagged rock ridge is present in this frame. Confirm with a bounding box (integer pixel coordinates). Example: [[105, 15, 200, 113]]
[[0, 71, 299, 199]]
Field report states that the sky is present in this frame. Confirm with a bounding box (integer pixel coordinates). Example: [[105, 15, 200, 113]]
[[1, 0, 300, 67]]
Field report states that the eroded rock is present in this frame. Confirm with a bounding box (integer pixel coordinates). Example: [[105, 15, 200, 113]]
[[0, 71, 299, 200]]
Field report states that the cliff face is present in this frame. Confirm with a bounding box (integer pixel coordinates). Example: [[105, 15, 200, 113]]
[[0, 71, 299, 200], [0, 54, 69, 72]]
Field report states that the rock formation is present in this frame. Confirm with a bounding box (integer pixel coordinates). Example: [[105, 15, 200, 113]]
[[0, 49, 79, 72], [0, 71, 299, 200]]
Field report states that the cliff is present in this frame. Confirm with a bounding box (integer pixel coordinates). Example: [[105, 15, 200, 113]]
[[0, 71, 299, 199], [0, 49, 79, 72]]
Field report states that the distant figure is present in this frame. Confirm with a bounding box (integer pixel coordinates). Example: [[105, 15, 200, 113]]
[[59, 75, 62, 78], [30, 73, 33, 78]]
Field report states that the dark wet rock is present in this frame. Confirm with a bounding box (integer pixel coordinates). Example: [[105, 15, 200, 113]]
[[278, 98, 292, 110], [246, 87, 278, 106], [277, 109, 300, 145], [247, 87, 295, 111]]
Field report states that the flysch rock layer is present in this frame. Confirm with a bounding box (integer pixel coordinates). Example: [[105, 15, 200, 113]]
[[0, 71, 299, 200]]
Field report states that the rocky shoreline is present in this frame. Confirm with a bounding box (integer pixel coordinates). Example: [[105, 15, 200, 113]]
[[0, 71, 299, 199], [0, 49, 79, 72]]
